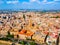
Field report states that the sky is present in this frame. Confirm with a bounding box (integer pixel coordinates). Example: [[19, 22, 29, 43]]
[[0, 0, 60, 10]]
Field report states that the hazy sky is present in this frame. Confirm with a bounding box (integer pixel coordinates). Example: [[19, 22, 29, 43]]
[[0, 0, 60, 10]]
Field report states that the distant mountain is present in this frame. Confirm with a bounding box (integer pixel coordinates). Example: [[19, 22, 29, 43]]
[[0, 9, 60, 14]]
